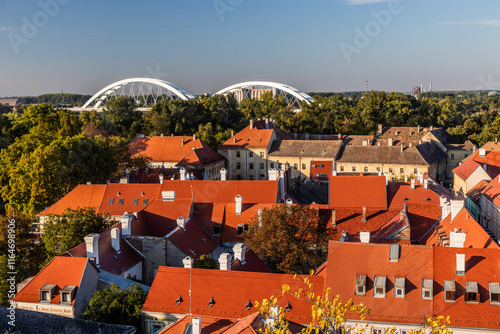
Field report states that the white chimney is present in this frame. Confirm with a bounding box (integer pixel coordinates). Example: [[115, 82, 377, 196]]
[[181, 138, 185, 146], [388, 138, 393, 147], [439, 195, 447, 207], [268, 168, 278, 181], [456, 253, 465, 275], [250, 119, 254, 130], [360, 231, 370, 243], [450, 230, 466, 248], [219, 253, 232, 270], [110, 227, 120, 253], [235, 195, 242, 215], [177, 216, 186, 229], [120, 213, 133, 236], [220, 168, 227, 181], [411, 179, 415, 190], [442, 202, 451, 220], [84, 234, 100, 265], [192, 317, 202, 334], [362, 140, 368, 146], [193, 134, 196, 141], [183, 256, 193, 269], [479, 148, 486, 157], [180, 167, 186, 181], [450, 200, 464, 222], [233, 243, 246, 263], [159, 173, 164, 184], [424, 179, 428, 189]]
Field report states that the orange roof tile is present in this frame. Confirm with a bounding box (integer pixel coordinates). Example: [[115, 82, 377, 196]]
[[38, 185, 106, 216], [13, 257, 92, 305], [219, 120, 292, 149], [329, 176, 387, 210], [142, 267, 325, 324], [481, 174, 500, 208], [453, 152, 482, 181], [99, 183, 161, 216], [223, 203, 275, 242], [128, 136, 224, 166], [231, 249, 271, 273], [159, 315, 235, 334], [142, 199, 193, 237], [166, 216, 217, 261]]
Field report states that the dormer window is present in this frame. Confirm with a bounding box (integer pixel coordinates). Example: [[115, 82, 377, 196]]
[[143, 198, 148, 205], [444, 280, 456, 302], [133, 198, 138, 205], [466, 282, 479, 303], [60, 285, 76, 304], [40, 284, 56, 303], [118, 198, 124, 205], [373, 276, 386, 298], [422, 279, 433, 300], [489, 283, 500, 304], [213, 225, 221, 236], [355, 274, 366, 295], [236, 224, 246, 236], [394, 277, 405, 298]]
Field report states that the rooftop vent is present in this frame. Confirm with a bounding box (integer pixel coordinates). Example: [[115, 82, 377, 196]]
[[176, 295, 183, 305], [285, 302, 292, 312], [245, 300, 253, 310], [208, 297, 215, 307]]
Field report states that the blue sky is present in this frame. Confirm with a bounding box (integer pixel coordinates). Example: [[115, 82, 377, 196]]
[[0, 0, 499, 97]]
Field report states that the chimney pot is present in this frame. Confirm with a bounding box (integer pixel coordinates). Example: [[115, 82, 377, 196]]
[[182, 256, 194, 269], [181, 138, 184, 146], [250, 120, 254, 130], [362, 206, 366, 222], [110, 228, 120, 253], [219, 253, 232, 271], [235, 195, 242, 215], [360, 231, 370, 243], [233, 243, 246, 263]]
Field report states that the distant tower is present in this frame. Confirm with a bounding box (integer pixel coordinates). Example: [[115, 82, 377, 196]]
[[420, 83, 423, 93], [430, 82, 432, 92], [365, 80, 368, 94]]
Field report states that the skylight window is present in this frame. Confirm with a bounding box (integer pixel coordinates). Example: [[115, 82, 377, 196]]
[[109, 198, 114, 205], [133, 198, 138, 205], [143, 198, 148, 205], [118, 198, 124, 205]]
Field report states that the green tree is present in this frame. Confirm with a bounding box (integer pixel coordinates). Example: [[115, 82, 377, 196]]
[[83, 283, 147, 331], [0, 209, 44, 305], [102, 97, 143, 140], [193, 254, 219, 269], [41, 207, 111, 263], [243, 205, 330, 274]]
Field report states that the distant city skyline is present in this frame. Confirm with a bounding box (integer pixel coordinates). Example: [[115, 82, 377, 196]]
[[0, 0, 499, 97]]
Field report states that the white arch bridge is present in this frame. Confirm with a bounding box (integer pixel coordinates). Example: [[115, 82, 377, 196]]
[[80, 78, 313, 111]]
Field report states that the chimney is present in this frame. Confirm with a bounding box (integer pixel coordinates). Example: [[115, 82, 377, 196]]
[[362, 206, 366, 222], [235, 195, 242, 215], [450, 230, 466, 248], [250, 120, 254, 130], [219, 253, 232, 271], [388, 138, 393, 147], [360, 231, 370, 243], [424, 179, 428, 189], [231, 130, 234, 137], [182, 256, 193, 269], [268, 168, 278, 181], [110, 227, 120, 253], [401, 143, 404, 152], [430, 126, 434, 131], [171, 134, 174, 138], [411, 179, 415, 190], [338, 133, 342, 141], [181, 138, 185, 146], [84, 234, 100, 265], [400, 210, 405, 221], [409, 130, 413, 137], [177, 216, 186, 229], [479, 148, 486, 157], [180, 167, 186, 181], [450, 200, 464, 222], [258, 208, 263, 228], [233, 243, 246, 263], [377, 124, 383, 135], [442, 202, 451, 220], [362, 140, 368, 146], [161, 134, 164, 138], [340, 230, 348, 242], [192, 317, 202, 334], [233, 137, 236, 144], [159, 173, 164, 184], [193, 134, 196, 141], [331, 209, 336, 227], [417, 125, 420, 133], [220, 168, 227, 181], [120, 214, 133, 236], [409, 142, 413, 148]]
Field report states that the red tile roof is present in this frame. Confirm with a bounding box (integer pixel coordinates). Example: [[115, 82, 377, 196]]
[[481, 174, 500, 208], [453, 153, 482, 181], [142, 267, 325, 324], [231, 249, 271, 273], [13, 257, 92, 305], [223, 203, 275, 242], [141, 199, 193, 237], [158, 315, 235, 334], [166, 217, 217, 260], [99, 183, 161, 216], [387, 182, 452, 209], [329, 176, 387, 210], [38, 185, 106, 216], [66, 223, 144, 276], [128, 136, 225, 166], [454, 151, 500, 181], [219, 120, 292, 149], [423, 208, 499, 249]]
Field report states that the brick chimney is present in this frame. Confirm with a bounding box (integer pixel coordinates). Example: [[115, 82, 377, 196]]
[[84, 234, 100, 265], [235, 195, 242, 215], [220, 168, 227, 181], [183, 256, 193, 269], [233, 243, 246, 263], [110, 227, 120, 253], [360, 231, 370, 243], [219, 253, 232, 270]]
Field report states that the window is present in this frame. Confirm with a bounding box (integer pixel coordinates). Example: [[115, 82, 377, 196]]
[[319, 164, 325, 168], [236, 224, 246, 236], [60, 285, 76, 304], [389, 168, 394, 174], [237, 175, 242, 180], [278, 163, 282, 169], [249, 163, 254, 170], [394, 277, 405, 298], [213, 225, 221, 236], [142, 198, 148, 205], [444, 280, 456, 302], [260, 174, 265, 180], [372, 329, 383, 334], [400, 168, 404, 173], [340, 166, 344, 172], [464, 154, 468, 158], [414, 168, 418, 174], [320, 173, 327, 177], [40, 284, 56, 302], [352, 166, 356, 172], [451, 153, 455, 160], [355, 274, 366, 295], [422, 279, 433, 300], [41, 291, 49, 301], [109, 198, 114, 205], [302, 163, 306, 170], [466, 282, 479, 303], [294, 163, 298, 169], [376, 167, 381, 172], [133, 198, 138, 205], [373, 276, 386, 298], [236, 163, 241, 170], [260, 163, 264, 169], [249, 151, 253, 158], [118, 198, 124, 205], [249, 175, 254, 180], [260, 152, 264, 158], [270, 163, 275, 169], [236, 151, 241, 158], [489, 283, 500, 304], [364, 167, 368, 172]]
